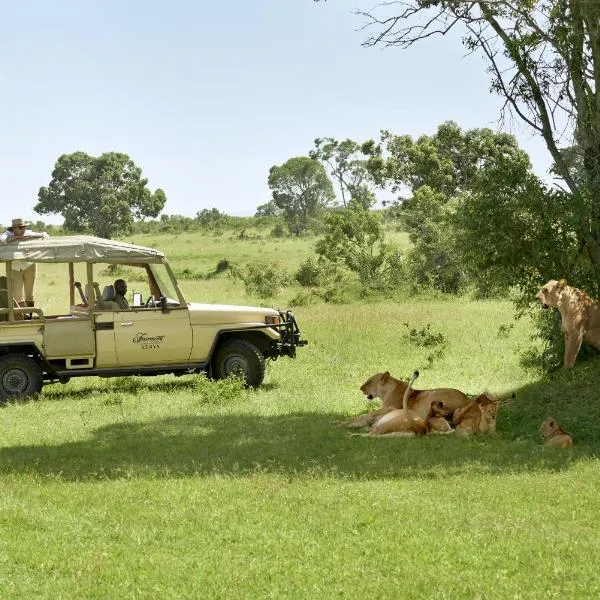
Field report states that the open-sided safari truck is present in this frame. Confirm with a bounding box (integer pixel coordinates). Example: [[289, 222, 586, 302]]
[[0, 236, 306, 401]]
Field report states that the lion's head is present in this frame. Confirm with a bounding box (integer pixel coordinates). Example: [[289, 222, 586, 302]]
[[536, 279, 566, 309], [481, 402, 498, 430], [360, 371, 393, 400], [429, 400, 453, 419], [539, 417, 560, 439]]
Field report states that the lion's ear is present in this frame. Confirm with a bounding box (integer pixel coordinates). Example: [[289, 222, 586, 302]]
[[558, 278, 567, 288], [382, 371, 390, 381]]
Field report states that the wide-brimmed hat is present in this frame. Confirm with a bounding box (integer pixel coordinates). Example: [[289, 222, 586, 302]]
[[8, 218, 30, 231]]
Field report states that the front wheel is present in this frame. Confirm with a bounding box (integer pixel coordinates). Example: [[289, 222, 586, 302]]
[[213, 339, 266, 387], [0, 354, 43, 402]]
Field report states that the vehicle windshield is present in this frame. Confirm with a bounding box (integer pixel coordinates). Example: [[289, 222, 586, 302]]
[[148, 263, 182, 305]]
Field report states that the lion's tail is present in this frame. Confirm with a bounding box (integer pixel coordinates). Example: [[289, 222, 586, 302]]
[[403, 370, 419, 423]]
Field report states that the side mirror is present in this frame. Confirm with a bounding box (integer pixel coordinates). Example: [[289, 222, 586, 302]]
[[132, 292, 143, 307]]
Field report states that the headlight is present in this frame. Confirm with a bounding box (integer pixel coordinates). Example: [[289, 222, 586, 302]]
[[265, 315, 281, 326]]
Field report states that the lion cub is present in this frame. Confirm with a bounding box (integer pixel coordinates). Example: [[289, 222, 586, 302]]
[[540, 418, 573, 448], [453, 393, 499, 437], [426, 400, 454, 434]]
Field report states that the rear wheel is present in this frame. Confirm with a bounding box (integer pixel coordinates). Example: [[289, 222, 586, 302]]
[[213, 339, 266, 387], [0, 354, 43, 402]]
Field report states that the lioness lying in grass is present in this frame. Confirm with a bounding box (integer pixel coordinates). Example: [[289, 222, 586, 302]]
[[539, 417, 573, 448], [338, 370, 471, 429], [358, 371, 426, 437]]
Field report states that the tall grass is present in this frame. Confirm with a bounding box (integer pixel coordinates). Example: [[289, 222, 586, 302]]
[[2, 229, 600, 598]]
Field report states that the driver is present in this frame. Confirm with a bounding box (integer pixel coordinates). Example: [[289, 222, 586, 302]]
[[113, 279, 130, 310]]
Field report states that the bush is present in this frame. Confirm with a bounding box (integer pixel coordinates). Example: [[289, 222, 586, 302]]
[[193, 373, 247, 404], [295, 258, 322, 287], [271, 223, 286, 238], [229, 261, 291, 298], [402, 322, 448, 366], [214, 258, 231, 274]]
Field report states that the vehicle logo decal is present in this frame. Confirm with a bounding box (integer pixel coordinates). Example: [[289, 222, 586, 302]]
[[133, 332, 165, 349]]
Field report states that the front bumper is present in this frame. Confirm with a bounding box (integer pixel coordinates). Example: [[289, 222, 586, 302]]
[[269, 310, 308, 359]]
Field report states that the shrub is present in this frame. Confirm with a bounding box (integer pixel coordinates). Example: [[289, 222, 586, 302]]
[[193, 373, 247, 403], [402, 322, 448, 366], [295, 258, 322, 287], [229, 261, 291, 298], [271, 223, 286, 238], [215, 258, 231, 274]]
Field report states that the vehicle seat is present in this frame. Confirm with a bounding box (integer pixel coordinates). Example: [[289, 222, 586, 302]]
[[102, 285, 115, 302]]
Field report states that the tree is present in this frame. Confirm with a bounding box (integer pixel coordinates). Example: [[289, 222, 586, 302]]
[[315, 200, 402, 288], [363, 121, 539, 293], [323, 0, 600, 277], [254, 200, 281, 218], [310, 137, 375, 208], [36, 151, 166, 238], [267, 156, 335, 235], [196, 208, 228, 227]]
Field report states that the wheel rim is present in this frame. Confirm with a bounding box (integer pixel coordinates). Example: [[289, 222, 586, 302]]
[[2, 367, 31, 395], [223, 355, 249, 378]]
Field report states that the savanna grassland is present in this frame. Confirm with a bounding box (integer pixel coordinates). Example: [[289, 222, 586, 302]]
[[3, 226, 600, 599]]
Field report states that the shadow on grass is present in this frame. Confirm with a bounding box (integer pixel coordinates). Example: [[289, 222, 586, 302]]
[[0, 408, 597, 482], [40, 377, 203, 401], [2, 358, 600, 482]]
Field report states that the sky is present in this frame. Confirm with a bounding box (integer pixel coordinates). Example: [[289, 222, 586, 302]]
[[0, 0, 555, 228]]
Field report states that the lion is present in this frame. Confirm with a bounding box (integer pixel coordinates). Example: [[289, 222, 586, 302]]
[[425, 400, 454, 435], [453, 393, 499, 437], [358, 370, 428, 437], [536, 279, 600, 368], [539, 417, 573, 448], [338, 370, 471, 429]]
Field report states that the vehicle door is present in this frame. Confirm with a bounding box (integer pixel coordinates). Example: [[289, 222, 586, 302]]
[[113, 306, 193, 366]]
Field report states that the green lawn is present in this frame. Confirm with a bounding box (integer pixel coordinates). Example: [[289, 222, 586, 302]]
[[2, 229, 600, 599]]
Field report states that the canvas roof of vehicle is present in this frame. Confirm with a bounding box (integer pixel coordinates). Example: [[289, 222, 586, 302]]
[[0, 235, 165, 265]]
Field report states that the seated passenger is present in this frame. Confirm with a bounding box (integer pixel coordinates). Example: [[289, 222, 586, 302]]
[[113, 279, 130, 310]]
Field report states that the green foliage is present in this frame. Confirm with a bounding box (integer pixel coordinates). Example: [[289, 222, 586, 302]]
[[310, 137, 375, 208], [349, 1, 600, 366], [400, 185, 466, 293], [363, 123, 538, 294], [36, 151, 166, 238], [402, 321, 447, 366], [294, 257, 322, 287], [193, 372, 246, 404], [195, 208, 229, 228], [402, 321, 448, 349], [315, 202, 404, 289], [255, 200, 281, 218], [270, 222, 287, 238], [268, 156, 335, 235], [289, 285, 348, 306], [294, 257, 344, 288], [229, 261, 291, 298]]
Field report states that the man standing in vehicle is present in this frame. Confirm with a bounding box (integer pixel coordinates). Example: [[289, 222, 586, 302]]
[[0, 218, 49, 313]]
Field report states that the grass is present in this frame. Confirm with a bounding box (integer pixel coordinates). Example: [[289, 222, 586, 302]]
[[2, 228, 600, 598]]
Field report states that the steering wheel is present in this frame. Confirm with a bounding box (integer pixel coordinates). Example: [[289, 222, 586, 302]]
[[145, 296, 156, 308]]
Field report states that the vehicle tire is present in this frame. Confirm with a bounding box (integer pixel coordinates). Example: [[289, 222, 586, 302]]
[[213, 339, 266, 387], [0, 354, 43, 402]]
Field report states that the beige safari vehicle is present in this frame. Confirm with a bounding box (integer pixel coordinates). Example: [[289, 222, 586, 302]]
[[0, 236, 306, 401]]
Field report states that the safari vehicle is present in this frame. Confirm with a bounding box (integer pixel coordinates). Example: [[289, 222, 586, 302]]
[[0, 236, 306, 401]]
